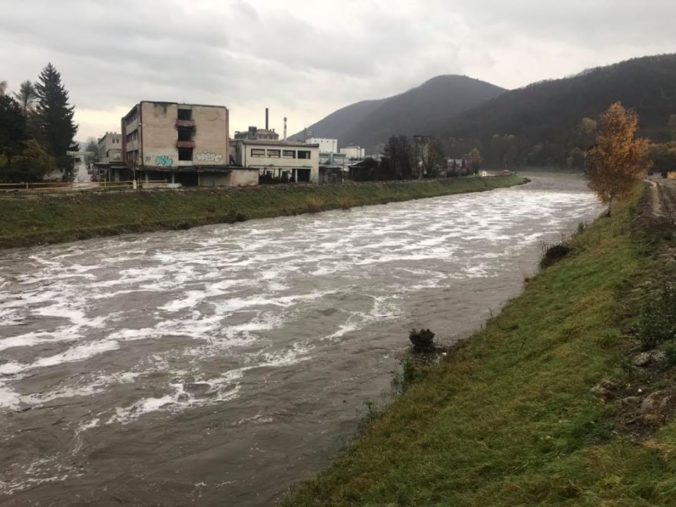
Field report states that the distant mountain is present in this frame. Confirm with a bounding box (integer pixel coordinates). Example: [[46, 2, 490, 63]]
[[293, 75, 506, 153], [444, 54, 676, 166], [292, 98, 386, 148]]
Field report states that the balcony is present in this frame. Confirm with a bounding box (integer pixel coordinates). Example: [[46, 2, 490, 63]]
[[176, 140, 195, 149], [176, 119, 196, 128]]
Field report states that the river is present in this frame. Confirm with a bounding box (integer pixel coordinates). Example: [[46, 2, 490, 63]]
[[0, 175, 601, 506]]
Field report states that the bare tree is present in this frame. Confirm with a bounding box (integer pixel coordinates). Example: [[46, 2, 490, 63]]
[[13, 80, 37, 115]]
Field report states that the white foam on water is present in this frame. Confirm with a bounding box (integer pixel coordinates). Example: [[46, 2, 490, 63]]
[[0, 456, 81, 496], [0, 331, 76, 352], [0, 340, 120, 376], [107, 380, 242, 426], [0, 385, 20, 409]]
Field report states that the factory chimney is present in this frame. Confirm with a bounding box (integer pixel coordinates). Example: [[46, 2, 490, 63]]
[[265, 108, 269, 131], [283, 117, 287, 141]]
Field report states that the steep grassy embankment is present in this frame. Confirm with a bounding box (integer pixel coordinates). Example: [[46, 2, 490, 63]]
[[0, 176, 524, 249], [283, 185, 676, 506]]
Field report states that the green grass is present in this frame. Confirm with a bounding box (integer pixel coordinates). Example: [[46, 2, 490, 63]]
[[0, 176, 524, 249], [282, 185, 676, 506]]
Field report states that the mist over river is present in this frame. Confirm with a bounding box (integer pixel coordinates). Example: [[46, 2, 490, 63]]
[[0, 175, 601, 506]]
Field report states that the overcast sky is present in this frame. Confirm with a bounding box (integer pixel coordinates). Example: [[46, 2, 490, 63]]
[[2, 0, 675, 141]]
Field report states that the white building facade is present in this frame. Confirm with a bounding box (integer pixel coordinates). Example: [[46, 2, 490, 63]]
[[305, 137, 337, 154], [237, 140, 320, 183], [339, 146, 366, 160]]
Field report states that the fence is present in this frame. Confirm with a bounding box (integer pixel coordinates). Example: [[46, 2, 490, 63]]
[[0, 180, 169, 193]]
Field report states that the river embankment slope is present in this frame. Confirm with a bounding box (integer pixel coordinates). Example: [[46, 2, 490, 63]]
[[0, 176, 524, 249], [283, 182, 676, 506]]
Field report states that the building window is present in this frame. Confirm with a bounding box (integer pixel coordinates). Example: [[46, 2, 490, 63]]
[[298, 150, 311, 159], [177, 126, 194, 141], [283, 150, 295, 159], [179, 148, 193, 161], [267, 149, 280, 158], [178, 109, 192, 121], [251, 148, 265, 157]]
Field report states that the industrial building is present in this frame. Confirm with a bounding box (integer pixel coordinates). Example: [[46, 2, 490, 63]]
[[236, 140, 320, 183], [306, 137, 337, 154], [340, 146, 366, 161]]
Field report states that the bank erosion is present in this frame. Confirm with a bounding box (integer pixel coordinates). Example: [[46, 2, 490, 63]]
[[0, 175, 524, 249], [283, 182, 676, 506]]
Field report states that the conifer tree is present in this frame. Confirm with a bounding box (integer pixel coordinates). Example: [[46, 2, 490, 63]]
[[0, 95, 27, 169], [34, 63, 78, 179]]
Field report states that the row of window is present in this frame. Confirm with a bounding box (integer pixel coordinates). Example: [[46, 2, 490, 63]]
[[250, 148, 311, 159]]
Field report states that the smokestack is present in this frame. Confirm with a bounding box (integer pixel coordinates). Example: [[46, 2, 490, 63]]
[[265, 108, 269, 130], [283, 117, 287, 141]]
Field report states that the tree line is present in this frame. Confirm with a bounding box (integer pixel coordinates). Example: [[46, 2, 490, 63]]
[[437, 116, 676, 173], [351, 135, 483, 182], [356, 110, 674, 182], [0, 63, 78, 182]]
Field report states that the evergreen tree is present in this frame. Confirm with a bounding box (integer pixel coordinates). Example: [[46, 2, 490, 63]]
[[0, 95, 27, 169], [5, 139, 57, 183], [384, 136, 413, 179], [34, 63, 78, 179]]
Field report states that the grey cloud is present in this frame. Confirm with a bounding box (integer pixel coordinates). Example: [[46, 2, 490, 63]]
[[1, 0, 675, 139]]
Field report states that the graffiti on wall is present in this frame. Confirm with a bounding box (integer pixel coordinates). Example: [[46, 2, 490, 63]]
[[154, 155, 174, 167], [195, 152, 224, 163]]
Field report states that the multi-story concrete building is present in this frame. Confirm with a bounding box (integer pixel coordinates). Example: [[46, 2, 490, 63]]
[[236, 140, 319, 183], [97, 132, 123, 164], [91, 132, 127, 181], [121, 101, 257, 186]]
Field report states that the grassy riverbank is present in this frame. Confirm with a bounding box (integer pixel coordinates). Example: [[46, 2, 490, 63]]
[[0, 175, 524, 249], [283, 185, 676, 506]]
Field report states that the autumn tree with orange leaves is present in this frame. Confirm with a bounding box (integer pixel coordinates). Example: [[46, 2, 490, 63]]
[[586, 102, 651, 216]]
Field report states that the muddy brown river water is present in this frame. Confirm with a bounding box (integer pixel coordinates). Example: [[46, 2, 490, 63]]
[[0, 176, 602, 506]]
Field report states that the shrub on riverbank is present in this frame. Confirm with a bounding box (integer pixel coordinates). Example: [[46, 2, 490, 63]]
[[637, 283, 676, 350], [0, 175, 524, 249]]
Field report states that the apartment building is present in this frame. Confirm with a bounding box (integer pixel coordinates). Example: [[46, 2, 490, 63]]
[[120, 101, 257, 186], [97, 132, 123, 163]]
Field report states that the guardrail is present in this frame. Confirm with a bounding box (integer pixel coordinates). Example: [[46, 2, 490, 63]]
[[0, 180, 169, 192]]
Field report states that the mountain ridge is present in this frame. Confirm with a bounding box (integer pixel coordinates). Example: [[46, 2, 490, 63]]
[[292, 75, 506, 152]]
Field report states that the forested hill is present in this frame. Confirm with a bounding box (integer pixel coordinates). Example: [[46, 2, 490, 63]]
[[292, 75, 506, 153], [444, 54, 676, 167]]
